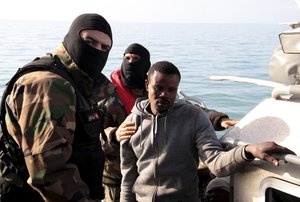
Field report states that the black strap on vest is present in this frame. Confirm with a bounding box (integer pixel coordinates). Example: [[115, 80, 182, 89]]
[[1, 54, 89, 115]]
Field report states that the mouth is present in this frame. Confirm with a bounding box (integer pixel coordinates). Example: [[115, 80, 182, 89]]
[[157, 99, 170, 107]]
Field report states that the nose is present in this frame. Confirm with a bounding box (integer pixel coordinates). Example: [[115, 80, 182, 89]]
[[159, 90, 169, 97]]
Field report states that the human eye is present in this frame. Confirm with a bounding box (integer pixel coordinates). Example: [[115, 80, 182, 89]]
[[132, 55, 140, 61], [84, 38, 92, 45], [101, 44, 111, 52], [83, 37, 96, 47], [124, 55, 130, 60], [153, 86, 163, 93], [168, 87, 178, 93]]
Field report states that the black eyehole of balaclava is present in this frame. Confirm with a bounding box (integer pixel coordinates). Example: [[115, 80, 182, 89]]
[[63, 13, 113, 80], [120, 43, 151, 90]]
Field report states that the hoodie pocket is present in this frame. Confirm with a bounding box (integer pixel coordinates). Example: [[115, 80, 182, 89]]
[[133, 175, 156, 198]]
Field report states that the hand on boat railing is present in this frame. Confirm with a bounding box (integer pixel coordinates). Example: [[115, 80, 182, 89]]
[[221, 137, 299, 166]]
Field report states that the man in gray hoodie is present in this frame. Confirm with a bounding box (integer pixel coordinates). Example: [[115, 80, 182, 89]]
[[119, 61, 294, 202]]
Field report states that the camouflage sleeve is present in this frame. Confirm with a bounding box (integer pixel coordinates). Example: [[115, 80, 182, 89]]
[[98, 92, 128, 153], [5, 71, 94, 201]]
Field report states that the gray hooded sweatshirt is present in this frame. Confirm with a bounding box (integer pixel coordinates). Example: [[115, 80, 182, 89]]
[[120, 99, 250, 202]]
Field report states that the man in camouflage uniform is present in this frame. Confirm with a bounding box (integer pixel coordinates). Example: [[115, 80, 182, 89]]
[[99, 43, 238, 202], [1, 13, 114, 201]]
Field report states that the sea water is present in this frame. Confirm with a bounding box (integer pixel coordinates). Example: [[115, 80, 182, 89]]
[[0, 20, 287, 135]]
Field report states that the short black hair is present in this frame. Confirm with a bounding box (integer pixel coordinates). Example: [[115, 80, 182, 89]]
[[147, 61, 181, 81]]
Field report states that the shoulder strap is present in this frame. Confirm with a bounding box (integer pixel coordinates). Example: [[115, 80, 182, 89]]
[[0, 54, 89, 119]]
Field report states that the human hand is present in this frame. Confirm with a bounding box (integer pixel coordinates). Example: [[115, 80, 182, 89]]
[[115, 121, 136, 142], [221, 118, 238, 129], [245, 141, 296, 166]]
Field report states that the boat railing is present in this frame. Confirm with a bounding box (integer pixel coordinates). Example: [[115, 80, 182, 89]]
[[177, 89, 206, 108], [209, 75, 283, 88], [221, 137, 300, 166], [272, 85, 300, 99], [209, 75, 300, 100]]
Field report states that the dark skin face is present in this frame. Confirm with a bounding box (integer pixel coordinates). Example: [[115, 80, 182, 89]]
[[146, 70, 180, 116]]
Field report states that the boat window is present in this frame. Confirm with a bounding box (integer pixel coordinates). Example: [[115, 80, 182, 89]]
[[265, 188, 300, 202]]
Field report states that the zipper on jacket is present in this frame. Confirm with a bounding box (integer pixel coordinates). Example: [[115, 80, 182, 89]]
[[152, 115, 159, 201]]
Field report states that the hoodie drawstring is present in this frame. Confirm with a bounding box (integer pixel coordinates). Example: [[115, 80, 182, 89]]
[[150, 116, 157, 146], [139, 114, 143, 148], [164, 115, 168, 145]]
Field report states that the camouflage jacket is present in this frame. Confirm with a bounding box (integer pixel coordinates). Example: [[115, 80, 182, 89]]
[[99, 90, 129, 185], [4, 43, 115, 201]]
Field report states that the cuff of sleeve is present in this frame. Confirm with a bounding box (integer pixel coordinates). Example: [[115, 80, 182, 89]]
[[108, 127, 119, 144], [102, 127, 118, 144], [233, 146, 253, 165], [216, 115, 229, 131], [242, 145, 255, 161]]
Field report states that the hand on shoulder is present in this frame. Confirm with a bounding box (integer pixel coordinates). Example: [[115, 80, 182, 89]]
[[115, 121, 136, 142]]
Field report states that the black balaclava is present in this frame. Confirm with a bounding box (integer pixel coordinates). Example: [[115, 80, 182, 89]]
[[63, 13, 113, 79], [120, 43, 151, 90]]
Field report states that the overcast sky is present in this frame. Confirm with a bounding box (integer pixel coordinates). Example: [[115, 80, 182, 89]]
[[1, 0, 300, 23]]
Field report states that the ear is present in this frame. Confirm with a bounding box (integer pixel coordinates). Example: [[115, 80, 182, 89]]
[[145, 79, 149, 91]]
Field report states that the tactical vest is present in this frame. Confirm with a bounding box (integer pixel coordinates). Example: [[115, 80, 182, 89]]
[[0, 54, 106, 200]]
